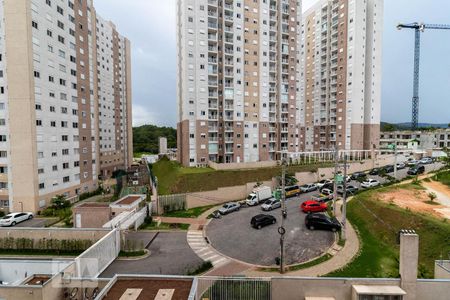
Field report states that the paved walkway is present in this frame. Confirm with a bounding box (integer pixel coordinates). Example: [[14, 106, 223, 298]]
[[157, 216, 207, 226], [186, 230, 230, 267]]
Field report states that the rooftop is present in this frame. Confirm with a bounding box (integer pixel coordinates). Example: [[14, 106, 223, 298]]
[[101, 277, 194, 300]]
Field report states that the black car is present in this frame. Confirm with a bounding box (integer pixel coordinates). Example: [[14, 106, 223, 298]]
[[305, 213, 342, 232], [319, 182, 334, 192], [407, 165, 425, 176], [350, 172, 366, 180], [336, 185, 359, 195], [384, 165, 395, 173], [251, 214, 276, 229], [368, 168, 381, 175]]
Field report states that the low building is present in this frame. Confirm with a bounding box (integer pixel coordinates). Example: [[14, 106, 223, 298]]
[[159, 137, 168, 155], [380, 129, 450, 152], [73, 194, 146, 228]]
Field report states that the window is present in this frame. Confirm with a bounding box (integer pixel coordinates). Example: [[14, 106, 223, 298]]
[[39, 183, 45, 190], [0, 151, 6, 158], [0, 135, 6, 142], [57, 6, 64, 15], [36, 120, 42, 126], [63, 163, 69, 169], [62, 149, 69, 155], [63, 176, 70, 183], [62, 135, 68, 141], [32, 21, 38, 29], [52, 165, 58, 171]]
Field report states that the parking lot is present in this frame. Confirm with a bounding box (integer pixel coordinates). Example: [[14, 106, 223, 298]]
[[205, 162, 443, 267]]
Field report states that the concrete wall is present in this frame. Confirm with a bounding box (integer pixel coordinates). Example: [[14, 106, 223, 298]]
[[271, 278, 402, 300], [186, 180, 274, 209], [0, 286, 42, 300], [434, 261, 450, 279], [0, 260, 70, 286], [295, 154, 401, 184], [208, 160, 278, 170], [0, 228, 110, 242], [416, 279, 450, 300], [73, 206, 111, 229]]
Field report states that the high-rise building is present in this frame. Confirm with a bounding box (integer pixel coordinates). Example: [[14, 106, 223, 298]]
[[299, 0, 383, 151], [177, 0, 302, 167], [0, 0, 133, 213]]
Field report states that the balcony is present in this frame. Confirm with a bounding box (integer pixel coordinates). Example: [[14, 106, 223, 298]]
[[209, 126, 218, 132], [208, 114, 218, 120]]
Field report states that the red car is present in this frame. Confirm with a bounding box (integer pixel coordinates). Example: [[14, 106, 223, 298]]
[[301, 200, 328, 213]]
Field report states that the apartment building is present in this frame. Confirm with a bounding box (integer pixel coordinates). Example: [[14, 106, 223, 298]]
[[177, 0, 302, 167], [0, 0, 132, 213], [299, 0, 383, 152]]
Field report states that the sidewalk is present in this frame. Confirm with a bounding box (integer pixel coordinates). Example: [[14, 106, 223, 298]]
[[156, 216, 207, 226]]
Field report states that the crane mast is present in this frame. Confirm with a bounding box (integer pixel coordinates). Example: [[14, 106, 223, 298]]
[[397, 22, 450, 130]]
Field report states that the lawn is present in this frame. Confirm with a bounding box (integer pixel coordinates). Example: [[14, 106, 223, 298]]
[[139, 221, 190, 231], [326, 184, 450, 279], [152, 157, 332, 195], [434, 170, 450, 187], [163, 205, 217, 218]]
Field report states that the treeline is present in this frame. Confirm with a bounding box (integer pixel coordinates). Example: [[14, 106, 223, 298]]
[[133, 124, 177, 154]]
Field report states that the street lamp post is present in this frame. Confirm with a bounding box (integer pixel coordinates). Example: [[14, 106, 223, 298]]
[[279, 158, 287, 274]]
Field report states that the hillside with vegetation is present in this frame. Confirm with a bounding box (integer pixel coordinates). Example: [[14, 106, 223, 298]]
[[133, 124, 176, 155]]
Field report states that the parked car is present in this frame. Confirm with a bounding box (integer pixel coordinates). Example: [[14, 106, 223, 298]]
[[369, 168, 381, 175], [300, 184, 318, 193], [407, 165, 425, 176], [310, 194, 333, 203], [319, 183, 334, 193], [284, 185, 301, 198], [0, 212, 33, 227], [361, 178, 380, 188], [246, 186, 272, 206], [219, 202, 241, 215], [336, 185, 359, 195], [350, 172, 367, 180], [320, 188, 333, 196], [396, 162, 406, 170], [250, 214, 276, 229], [261, 198, 281, 211], [407, 159, 419, 167], [305, 213, 342, 232], [315, 179, 333, 189], [301, 200, 328, 214], [419, 157, 433, 164], [384, 165, 395, 173]]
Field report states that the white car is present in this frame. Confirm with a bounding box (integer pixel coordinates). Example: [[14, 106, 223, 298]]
[[0, 212, 33, 227], [218, 202, 240, 215], [419, 157, 433, 164], [315, 179, 332, 189], [261, 198, 281, 211], [361, 179, 380, 189]]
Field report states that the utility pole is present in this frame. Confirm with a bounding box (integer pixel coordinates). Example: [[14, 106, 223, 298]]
[[333, 147, 338, 215], [279, 158, 287, 274], [342, 153, 348, 241], [394, 140, 398, 179]]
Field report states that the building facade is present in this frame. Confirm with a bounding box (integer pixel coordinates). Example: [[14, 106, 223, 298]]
[[299, 0, 383, 152], [177, 0, 302, 167], [380, 129, 450, 151], [0, 0, 132, 213]]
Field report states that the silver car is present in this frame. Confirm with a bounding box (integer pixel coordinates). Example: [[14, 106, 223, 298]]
[[219, 202, 241, 215], [0, 212, 34, 227], [261, 198, 281, 211]]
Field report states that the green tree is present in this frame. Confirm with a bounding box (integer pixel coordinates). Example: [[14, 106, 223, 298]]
[[133, 124, 176, 155]]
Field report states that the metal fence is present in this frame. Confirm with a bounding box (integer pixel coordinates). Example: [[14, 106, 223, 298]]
[[156, 193, 187, 214], [196, 277, 272, 300], [287, 150, 376, 165], [74, 229, 120, 278]]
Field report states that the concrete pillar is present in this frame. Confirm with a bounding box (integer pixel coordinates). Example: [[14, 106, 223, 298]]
[[399, 230, 419, 300]]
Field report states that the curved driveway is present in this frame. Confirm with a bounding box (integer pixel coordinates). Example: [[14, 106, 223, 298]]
[[205, 194, 335, 266]]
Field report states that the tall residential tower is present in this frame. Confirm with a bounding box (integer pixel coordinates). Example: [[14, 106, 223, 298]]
[[0, 0, 132, 213], [299, 0, 383, 151], [177, 0, 302, 166]]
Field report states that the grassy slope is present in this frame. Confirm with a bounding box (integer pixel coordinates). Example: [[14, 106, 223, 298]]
[[435, 170, 450, 187], [327, 184, 450, 278], [152, 157, 331, 195]]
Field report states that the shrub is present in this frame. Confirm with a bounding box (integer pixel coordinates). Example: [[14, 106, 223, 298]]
[[428, 192, 437, 203], [186, 261, 213, 275]]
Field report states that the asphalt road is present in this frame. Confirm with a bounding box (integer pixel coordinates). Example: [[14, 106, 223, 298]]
[[205, 162, 443, 267], [100, 232, 203, 277]]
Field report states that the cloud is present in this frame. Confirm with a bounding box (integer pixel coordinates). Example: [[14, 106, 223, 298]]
[[132, 104, 156, 127]]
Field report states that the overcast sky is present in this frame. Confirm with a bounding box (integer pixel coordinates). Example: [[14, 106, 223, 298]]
[[95, 0, 450, 127]]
